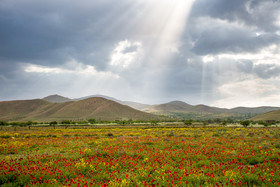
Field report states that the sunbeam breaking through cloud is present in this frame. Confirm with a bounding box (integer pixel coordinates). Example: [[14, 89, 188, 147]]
[[1, 0, 280, 108]]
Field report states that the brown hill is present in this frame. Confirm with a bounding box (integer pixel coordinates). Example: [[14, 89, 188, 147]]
[[250, 109, 280, 121], [42, 94, 72, 103], [0, 97, 158, 122], [143, 100, 279, 120], [0, 99, 51, 121], [144, 101, 226, 114], [144, 101, 193, 113]]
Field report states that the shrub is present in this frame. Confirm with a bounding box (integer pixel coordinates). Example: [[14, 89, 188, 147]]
[[184, 119, 193, 126], [88, 119, 96, 124], [240, 120, 250, 127]]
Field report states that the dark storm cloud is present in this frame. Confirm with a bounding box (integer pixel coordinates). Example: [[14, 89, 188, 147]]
[[187, 0, 280, 55], [190, 0, 280, 31], [1, 0, 280, 106], [190, 23, 280, 55], [0, 0, 136, 69]]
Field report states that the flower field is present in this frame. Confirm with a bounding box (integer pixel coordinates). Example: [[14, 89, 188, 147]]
[[0, 126, 279, 186]]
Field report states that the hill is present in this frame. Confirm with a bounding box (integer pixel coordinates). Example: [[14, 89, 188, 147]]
[[229, 106, 280, 114], [144, 101, 279, 120], [76, 95, 151, 110], [0, 97, 158, 122], [145, 101, 193, 113], [250, 109, 280, 121], [43, 94, 72, 103], [0, 99, 51, 121]]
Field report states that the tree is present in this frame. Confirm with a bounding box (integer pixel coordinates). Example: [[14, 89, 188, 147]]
[[150, 120, 159, 125], [203, 121, 208, 127], [26, 121, 33, 130], [50, 121, 58, 129], [0, 121, 8, 126], [184, 119, 193, 126], [88, 119, 96, 124], [240, 120, 250, 128], [61, 120, 71, 125], [221, 121, 227, 126]]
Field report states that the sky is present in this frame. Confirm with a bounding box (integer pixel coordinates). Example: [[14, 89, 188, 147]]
[[0, 0, 280, 108]]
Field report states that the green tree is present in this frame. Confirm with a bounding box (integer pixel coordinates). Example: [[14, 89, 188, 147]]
[[221, 121, 227, 126], [50, 121, 58, 129], [150, 120, 159, 125], [61, 120, 71, 124], [0, 121, 8, 126], [88, 119, 96, 124], [184, 119, 193, 126], [240, 120, 250, 128], [26, 121, 33, 129]]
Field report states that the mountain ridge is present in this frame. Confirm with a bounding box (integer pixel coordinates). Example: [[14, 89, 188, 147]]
[[1, 94, 279, 121], [0, 97, 158, 122], [43, 94, 72, 103]]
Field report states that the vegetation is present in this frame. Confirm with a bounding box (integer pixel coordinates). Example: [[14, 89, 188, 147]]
[[240, 120, 250, 128], [0, 126, 279, 186], [184, 119, 193, 126]]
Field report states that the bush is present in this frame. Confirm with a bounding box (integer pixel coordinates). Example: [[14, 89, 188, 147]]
[[240, 120, 250, 127], [184, 119, 193, 126], [61, 120, 71, 124], [0, 121, 8, 126], [50, 121, 58, 129], [150, 120, 159, 125], [88, 119, 96, 124]]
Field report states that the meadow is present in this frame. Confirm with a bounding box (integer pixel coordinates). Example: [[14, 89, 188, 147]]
[[0, 126, 279, 186]]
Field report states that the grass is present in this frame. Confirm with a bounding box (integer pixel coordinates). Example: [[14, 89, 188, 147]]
[[0, 126, 279, 186]]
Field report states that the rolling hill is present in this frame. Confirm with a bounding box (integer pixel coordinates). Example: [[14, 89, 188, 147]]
[[42, 94, 72, 103], [143, 101, 280, 120], [250, 109, 280, 121], [75, 95, 151, 110], [1, 94, 279, 121], [0, 97, 158, 122], [144, 101, 193, 113], [229, 106, 280, 114]]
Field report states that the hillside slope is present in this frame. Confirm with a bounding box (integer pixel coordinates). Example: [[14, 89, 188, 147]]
[[42, 94, 72, 103], [0, 99, 51, 121], [0, 97, 158, 122], [76, 95, 151, 110], [145, 101, 193, 113], [144, 101, 279, 120], [251, 109, 280, 121], [229, 106, 280, 114]]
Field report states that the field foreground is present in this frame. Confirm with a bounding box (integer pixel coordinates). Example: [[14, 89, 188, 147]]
[[0, 127, 280, 186]]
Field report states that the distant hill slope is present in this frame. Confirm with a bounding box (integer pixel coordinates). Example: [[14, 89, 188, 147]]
[[145, 101, 193, 113], [229, 106, 280, 114], [43, 94, 72, 103], [76, 95, 151, 110], [121, 101, 151, 111], [0, 97, 158, 122], [144, 101, 227, 113], [250, 109, 280, 121], [0, 99, 51, 121], [144, 101, 279, 120]]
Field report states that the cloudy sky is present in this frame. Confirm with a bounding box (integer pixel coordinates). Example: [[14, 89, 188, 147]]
[[0, 0, 280, 108]]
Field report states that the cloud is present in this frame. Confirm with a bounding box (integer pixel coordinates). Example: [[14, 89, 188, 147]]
[[0, 0, 280, 107], [213, 77, 280, 108], [190, 0, 280, 32], [23, 60, 119, 79], [187, 17, 280, 55], [109, 40, 142, 69]]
